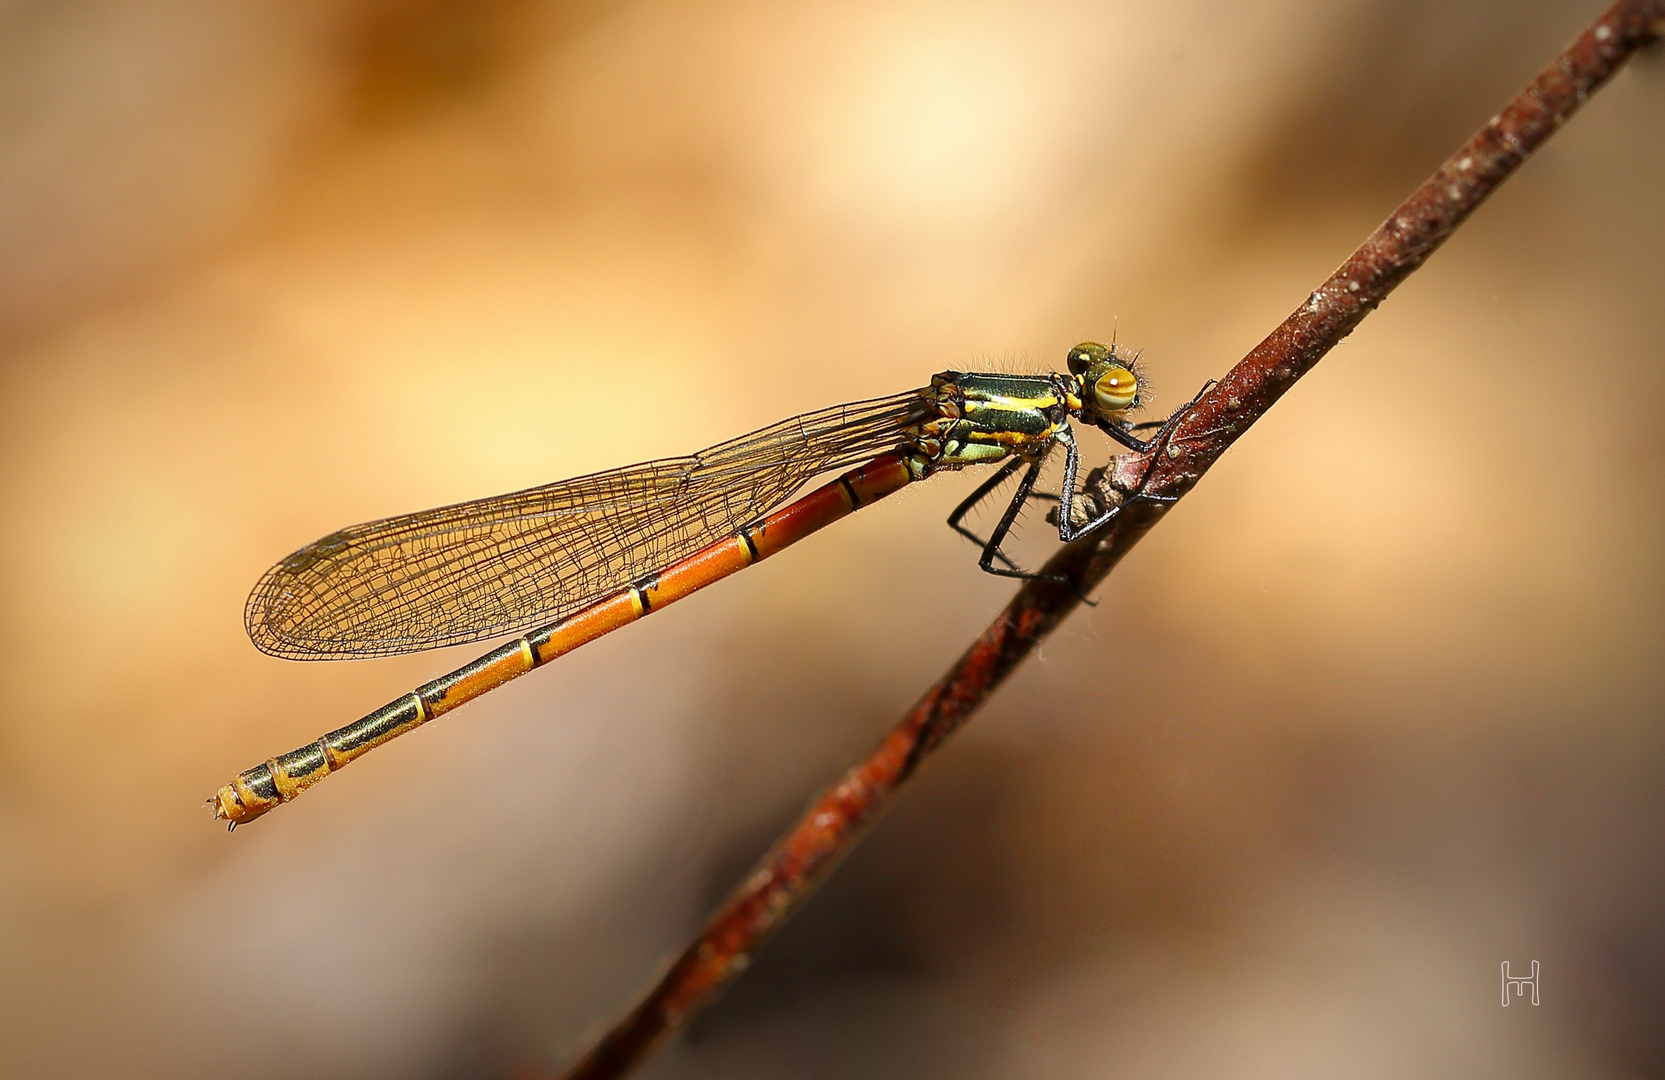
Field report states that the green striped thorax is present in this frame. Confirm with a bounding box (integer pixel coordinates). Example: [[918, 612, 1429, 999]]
[[904, 341, 1147, 476]]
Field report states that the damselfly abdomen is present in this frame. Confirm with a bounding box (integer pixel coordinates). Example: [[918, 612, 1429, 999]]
[[213, 341, 1181, 826]]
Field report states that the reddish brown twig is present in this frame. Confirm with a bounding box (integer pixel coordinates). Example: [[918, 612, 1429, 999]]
[[554, 4, 1664, 1077]]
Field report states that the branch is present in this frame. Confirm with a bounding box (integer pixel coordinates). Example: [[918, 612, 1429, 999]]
[[554, 3, 1664, 1077]]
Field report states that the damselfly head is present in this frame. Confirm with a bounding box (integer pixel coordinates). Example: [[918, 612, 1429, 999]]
[[1066, 341, 1147, 417]]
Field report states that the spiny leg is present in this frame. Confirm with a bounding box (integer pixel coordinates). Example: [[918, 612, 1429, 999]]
[[1053, 425, 1097, 543], [1052, 442, 1132, 539], [976, 456, 1065, 582], [1111, 377, 1218, 446], [947, 456, 1027, 571], [1061, 379, 1217, 541], [1100, 377, 1217, 450], [1101, 418, 1156, 453]]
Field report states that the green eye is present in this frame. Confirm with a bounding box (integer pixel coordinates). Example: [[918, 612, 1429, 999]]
[[1067, 341, 1110, 376]]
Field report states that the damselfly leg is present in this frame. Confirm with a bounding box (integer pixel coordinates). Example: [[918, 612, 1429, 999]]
[[946, 431, 1135, 581], [1056, 378, 1214, 541], [946, 380, 1211, 578], [946, 457, 1028, 572], [973, 458, 1050, 581]]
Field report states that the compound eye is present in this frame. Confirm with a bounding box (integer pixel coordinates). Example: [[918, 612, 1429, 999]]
[[1093, 365, 1138, 412], [1067, 341, 1110, 376]]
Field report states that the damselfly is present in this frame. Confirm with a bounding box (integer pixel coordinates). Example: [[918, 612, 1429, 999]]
[[212, 341, 1189, 826]]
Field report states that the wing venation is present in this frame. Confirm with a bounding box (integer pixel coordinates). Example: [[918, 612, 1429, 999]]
[[246, 392, 927, 658]]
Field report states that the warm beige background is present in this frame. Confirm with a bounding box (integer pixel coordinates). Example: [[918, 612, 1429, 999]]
[[2, 1, 1661, 1077]]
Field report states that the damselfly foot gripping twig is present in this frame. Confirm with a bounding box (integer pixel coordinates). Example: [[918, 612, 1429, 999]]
[[943, 368, 1211, 584]]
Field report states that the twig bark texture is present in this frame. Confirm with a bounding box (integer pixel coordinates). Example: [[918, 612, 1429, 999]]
[[556, 3, 1665, 1077]]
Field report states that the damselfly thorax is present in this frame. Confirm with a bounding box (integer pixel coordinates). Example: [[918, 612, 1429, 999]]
[[906, 344, 1148, 475], [214, 340, 1189, 826]]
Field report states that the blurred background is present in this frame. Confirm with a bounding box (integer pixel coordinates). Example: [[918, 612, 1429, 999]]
[[2, 1, 1662, 1076]]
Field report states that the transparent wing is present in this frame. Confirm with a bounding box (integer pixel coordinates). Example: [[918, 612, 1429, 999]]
[[246, 391, 929, 659]]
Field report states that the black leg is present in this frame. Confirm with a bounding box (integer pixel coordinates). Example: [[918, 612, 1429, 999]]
[[1054, 424, 1132, 543], [1054, 423, 1083, 538], [1100, 378, 1219, 450], [1057, 484, 1124, 541], [1100, 419, 1156, 452], [975, 457, 1062, 581], [947, 456, 1026, 571], [1060, 419, 1133, 542], [1062, 380, 1216, 541], [956, 378, 1219, 581]]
